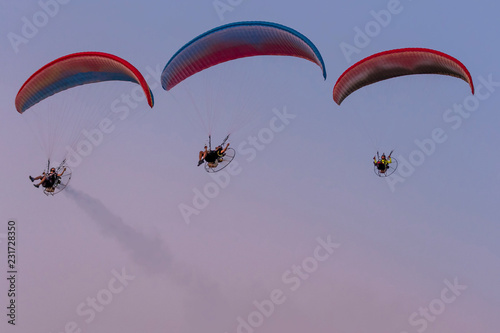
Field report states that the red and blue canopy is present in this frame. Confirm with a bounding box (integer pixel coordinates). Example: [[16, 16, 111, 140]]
[[161, 21, 327, 91], [16, 52, 154, 113]]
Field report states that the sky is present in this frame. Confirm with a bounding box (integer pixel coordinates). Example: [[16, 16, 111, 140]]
[[1, 0, 499, 332]]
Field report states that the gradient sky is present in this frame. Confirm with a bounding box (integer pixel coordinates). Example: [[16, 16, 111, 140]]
[[1, 1, 499, 332]]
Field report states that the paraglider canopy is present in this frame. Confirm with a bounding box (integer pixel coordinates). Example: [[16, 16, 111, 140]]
[[42, 162, 72, 196], [16, 51, 154, 113], [16, 52, 154, 195], [333, 48, 474, 105], [373, 151, 398, 177], [161, 21, 327, 172], [161, 21, 327, 91]]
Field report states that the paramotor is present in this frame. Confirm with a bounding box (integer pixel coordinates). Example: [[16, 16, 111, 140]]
[[16, 52, 154, 194], [161, 21, 326, 172]]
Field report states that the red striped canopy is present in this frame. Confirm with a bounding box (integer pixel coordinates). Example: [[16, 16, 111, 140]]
[[333, 48, 474, 105]]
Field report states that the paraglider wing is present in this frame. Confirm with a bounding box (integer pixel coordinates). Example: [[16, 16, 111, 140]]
[[161, 21, 327, 91], [333, 48, 474, 105], [15, 52, 154, 113]]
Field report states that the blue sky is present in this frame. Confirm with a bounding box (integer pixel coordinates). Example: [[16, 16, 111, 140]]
[[1, 0, 499, 332]]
